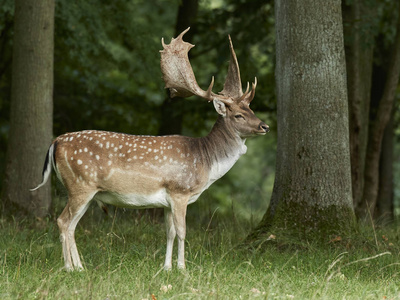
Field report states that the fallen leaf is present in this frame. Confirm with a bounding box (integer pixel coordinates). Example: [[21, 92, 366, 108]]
[[329, 236, 342, 243], [250, 288, 261, 295]]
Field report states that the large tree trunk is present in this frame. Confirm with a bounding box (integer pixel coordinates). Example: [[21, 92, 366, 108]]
[[358, 11, 400, 219], [3, 0, 54, 217], [251, 0, 355, 242], [342, 0, 374, 212]]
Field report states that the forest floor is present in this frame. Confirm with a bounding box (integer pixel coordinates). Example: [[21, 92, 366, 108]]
[[1, 208, 399, 300]]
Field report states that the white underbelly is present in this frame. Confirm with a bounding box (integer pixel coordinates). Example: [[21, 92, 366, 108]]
[[95, 189, 170, 209]]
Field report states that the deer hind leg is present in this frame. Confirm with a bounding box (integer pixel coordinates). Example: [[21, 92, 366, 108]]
[[57, 191, 95, 271], [164, 208, 176, 270], [171, 196, 188, 269], [57, 203, 73, 271]]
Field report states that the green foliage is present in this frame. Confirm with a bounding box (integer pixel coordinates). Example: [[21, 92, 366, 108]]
[[53, 0, 178, 134], [1, 215, 400, 299]]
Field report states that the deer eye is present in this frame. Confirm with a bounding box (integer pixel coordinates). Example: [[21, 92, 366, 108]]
[[234, 114, 245, 120]]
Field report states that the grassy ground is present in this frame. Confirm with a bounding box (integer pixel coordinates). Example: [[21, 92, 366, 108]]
[[1, 209, 400, 299]]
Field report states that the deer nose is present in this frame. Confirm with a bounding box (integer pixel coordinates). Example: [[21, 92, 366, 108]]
[[259, 122, 269, 133]]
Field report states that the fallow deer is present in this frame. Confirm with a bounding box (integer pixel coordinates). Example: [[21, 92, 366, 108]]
[[31, 28, 269, 271]]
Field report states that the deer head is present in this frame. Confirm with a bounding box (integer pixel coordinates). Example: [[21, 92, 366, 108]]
[[160, 28, 269, 138]]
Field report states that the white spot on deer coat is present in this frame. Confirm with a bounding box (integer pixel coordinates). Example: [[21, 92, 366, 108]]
[[77, 160, 83, 165]]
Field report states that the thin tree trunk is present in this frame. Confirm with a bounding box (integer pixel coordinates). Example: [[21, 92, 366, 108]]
[[359, 9, 400, 218], [3, 0, 54, 217], [342, 0, 374, 211], [376, 113, 394, 222], [158, 0, 198, 136], [250, 0, 355, 243]]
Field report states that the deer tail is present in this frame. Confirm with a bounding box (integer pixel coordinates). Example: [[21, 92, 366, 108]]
[[30, 141, 57, 192]]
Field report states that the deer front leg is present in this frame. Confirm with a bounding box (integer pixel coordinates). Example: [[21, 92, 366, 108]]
[[171, 197, 188, 269], [164, 208, 176, 270]]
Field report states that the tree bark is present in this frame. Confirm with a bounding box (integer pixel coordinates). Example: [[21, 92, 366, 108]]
[[358, 9, 400, 218], [3, 0, 54, 217], [376, 113, 394, 222], [250, 0, 355, 243], [342, 0, 374, 212]]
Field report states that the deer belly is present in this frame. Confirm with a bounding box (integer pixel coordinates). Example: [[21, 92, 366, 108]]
[[95, 189, 169, 209]]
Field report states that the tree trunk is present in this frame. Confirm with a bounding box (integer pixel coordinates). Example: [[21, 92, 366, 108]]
[[158, 0, 198, 136], [358, 9, 400, 218], [376, 113, 394, 222], [342, 0, 374, 212], [251, 0, 355, 243], [3, 0, 54, 217]]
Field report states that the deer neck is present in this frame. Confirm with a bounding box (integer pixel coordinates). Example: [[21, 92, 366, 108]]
[[200, 116, 247, 181]]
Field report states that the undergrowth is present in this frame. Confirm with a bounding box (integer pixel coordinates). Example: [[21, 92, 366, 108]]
[[0, 208, 399, 299]]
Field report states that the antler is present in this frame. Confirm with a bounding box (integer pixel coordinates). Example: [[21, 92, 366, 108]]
[[219, 36, 257, 104], [160, 28, 257, 104], [160, 27, 215, 101]]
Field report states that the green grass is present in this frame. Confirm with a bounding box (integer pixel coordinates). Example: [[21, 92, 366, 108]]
[[1, 210, 400, 299]]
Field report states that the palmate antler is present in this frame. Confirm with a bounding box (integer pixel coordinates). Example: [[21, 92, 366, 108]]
[[160, 28, 256, 105]]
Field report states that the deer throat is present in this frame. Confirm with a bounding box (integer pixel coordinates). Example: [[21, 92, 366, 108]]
[[208, 140, 247, 184]]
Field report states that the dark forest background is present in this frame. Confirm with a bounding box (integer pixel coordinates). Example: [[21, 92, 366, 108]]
[[0, 0, 399, 225]]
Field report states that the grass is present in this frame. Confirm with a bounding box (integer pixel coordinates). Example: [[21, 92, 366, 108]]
[[1, 208, 400, 299]]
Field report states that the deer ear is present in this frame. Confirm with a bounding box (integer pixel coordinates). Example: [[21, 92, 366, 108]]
[[213, 99, 227, 117]]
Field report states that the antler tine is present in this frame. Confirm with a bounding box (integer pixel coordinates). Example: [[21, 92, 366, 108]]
[[242, 77, 257, 105], [244, 82, 250, 95], [206, 76, 215, 102], [219, 35, 243, 100], [237, 82, 250, 102], [160, 27, 215, 101]]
